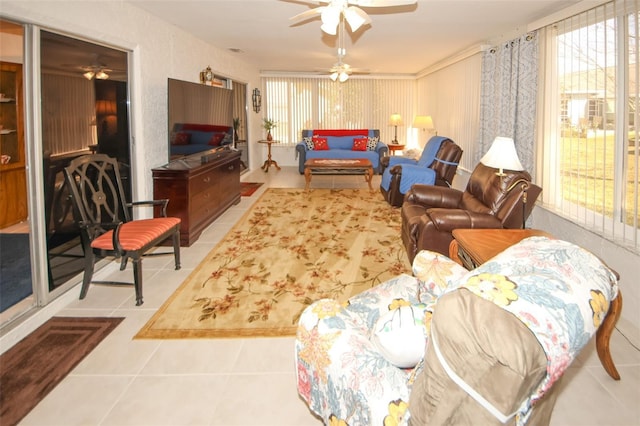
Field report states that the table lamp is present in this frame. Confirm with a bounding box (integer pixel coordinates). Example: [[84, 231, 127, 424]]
[[412, 115, 436, 135], [480, 136, 529, 228], [389, 113, 403, 144]]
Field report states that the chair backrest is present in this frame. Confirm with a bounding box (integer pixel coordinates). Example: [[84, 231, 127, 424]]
[[462, 163, 542, 227], [430, 139, 463, 186], [415, 137, 463, 186], [63, 154, 130, 238]]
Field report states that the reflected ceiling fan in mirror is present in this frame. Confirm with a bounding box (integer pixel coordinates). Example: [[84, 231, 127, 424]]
[[72, 54, 112, 80], [289, 0, 417, 35]]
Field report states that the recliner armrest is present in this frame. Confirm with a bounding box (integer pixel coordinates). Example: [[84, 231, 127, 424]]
[[426, 208, 504, 231], [404, 184, 463, 209]]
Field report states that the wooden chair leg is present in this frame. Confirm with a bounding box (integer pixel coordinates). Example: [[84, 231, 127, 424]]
[[132, 258, 143, 306], [596, 291, 623, 380]]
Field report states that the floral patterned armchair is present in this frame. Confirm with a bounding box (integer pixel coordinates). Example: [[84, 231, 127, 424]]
[[294, 237, 618, 425]]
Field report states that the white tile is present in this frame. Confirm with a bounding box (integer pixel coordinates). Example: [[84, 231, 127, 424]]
[[550, 366, 634, 426], [71, 311, 162, 375], [141, 338, 244, 374], [20, 375, 134, 426], [231, 337, 297, 373], [209, 373, 320, 426], [101, 375, 230, 425]]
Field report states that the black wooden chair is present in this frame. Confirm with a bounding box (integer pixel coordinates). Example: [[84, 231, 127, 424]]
[[64, 154, 181, 305]]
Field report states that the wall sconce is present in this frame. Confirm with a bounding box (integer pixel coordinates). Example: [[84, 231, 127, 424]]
[[252, 88, 261, 113]]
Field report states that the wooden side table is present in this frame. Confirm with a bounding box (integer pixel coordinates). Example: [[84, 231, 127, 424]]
[[258, 139, 281, 172], [387, 144, 405, 156], [449, 228, 622, 380]]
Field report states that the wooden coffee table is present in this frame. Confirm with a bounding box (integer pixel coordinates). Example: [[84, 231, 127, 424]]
[[304, 158, 373, 191], [450, 228, 622, 381]]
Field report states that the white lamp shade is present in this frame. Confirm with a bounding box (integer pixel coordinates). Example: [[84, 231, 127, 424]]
[[480, 136, 524, 171], [330, 72, 339, 81], [95, 70, 109, 80], [344, 6, 371, 32], [338, 71, 349, 82], [413, 115, 434, 130], [321, 6, 340, 35], [389, 113, 403, 126]]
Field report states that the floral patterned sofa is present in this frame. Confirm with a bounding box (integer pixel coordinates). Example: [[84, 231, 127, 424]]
[[295, 237, 618, 425]]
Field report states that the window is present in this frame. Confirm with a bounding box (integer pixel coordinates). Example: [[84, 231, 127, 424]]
[[262, 76, 414, 145], [542, 0, 639, 251]]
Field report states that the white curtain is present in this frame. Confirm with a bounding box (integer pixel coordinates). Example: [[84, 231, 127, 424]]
[[478, 32, 539, 176]]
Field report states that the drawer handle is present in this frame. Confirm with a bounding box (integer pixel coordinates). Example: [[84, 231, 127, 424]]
[[203, 177, 211, 183], [228, 165, 235, 171]]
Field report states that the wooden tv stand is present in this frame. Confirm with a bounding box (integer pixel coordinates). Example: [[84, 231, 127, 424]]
[[152, 149, 241, 246]]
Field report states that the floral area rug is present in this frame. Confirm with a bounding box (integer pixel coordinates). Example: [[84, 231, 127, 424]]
[[136, 188, 410, 338]]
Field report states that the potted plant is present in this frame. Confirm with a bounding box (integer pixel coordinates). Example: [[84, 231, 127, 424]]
[[263, 118, 277, 141]]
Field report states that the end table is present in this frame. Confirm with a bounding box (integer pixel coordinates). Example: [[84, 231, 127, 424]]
[[258, 139, 281, 172], [387, 144, 405, 156]]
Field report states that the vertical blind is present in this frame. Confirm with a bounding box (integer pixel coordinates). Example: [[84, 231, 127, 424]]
[[542, 0, 639, 251], [41, 74, 95, 156], [416, 53, 482, 171], [262, 76, 414, 145]]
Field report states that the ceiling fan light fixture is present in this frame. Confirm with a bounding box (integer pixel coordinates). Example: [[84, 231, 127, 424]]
[[344, 6, 370, 32], [83, 71, 95, 80], [338, 71, 349, 82], [320, 6, 341, 35], [330, 71, 339, 81], [95, 70, 109, 80]]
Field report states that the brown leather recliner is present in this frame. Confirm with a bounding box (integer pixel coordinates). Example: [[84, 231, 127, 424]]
[[401, 162, 542, 262], [380, 138, 463, 207]]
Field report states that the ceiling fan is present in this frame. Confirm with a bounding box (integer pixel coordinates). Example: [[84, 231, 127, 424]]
[[68, 54, 113, 80], [289, 0, 417, 35], [321, 20, 368, 82], [79, 65, 112, 80]]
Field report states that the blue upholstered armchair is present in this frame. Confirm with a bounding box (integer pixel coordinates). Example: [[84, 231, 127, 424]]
[[380, 136, 462, 207]]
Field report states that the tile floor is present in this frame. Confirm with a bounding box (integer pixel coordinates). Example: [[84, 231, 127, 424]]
[[15, 166, 640, 426]]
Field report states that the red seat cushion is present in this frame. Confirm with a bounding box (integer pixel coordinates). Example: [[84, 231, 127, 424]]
[[91, 217, 181, 251]]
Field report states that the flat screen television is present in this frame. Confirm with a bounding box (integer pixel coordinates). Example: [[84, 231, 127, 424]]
[[167, 78, 234, 160]]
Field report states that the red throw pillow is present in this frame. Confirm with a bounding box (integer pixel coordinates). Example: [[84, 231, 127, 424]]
[[313, 136, 329, 150], [353, 137, 367, 151], [172, 132, 191, 145], [208, 133, 225, 146]]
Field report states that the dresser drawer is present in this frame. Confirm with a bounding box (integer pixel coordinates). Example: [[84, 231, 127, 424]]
[[190, 169, 218, 195]]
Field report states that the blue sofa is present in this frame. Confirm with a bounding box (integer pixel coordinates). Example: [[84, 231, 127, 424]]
[[295, 129, 388, 174], [170, 123, 233, 157]]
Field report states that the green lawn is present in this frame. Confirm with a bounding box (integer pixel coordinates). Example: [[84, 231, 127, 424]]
[[560, 133, 638, 227]]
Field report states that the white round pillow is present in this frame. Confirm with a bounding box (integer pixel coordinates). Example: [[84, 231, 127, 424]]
[[371, 305, 427, 368]]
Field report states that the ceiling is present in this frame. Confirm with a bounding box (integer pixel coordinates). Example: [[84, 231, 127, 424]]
[[126, 0, 584, 76]]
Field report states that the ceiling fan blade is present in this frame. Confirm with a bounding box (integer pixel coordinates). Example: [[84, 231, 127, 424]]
[[349, 0, 417, 7], [289, 7, 324, 23]]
